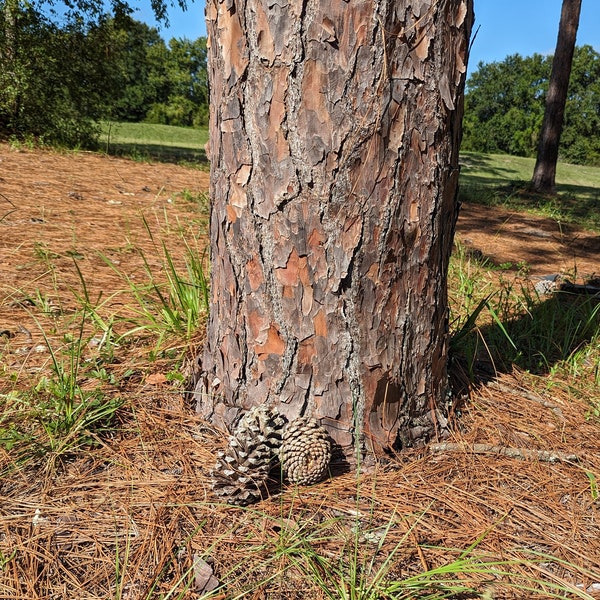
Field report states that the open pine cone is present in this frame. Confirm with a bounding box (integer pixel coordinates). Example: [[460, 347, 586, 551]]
[[279, 416, 331, 485], [210, 405, 286, 505]]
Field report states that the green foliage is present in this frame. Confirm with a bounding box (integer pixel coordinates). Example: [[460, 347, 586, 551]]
[[463, 53, 549, 157], [0, 5, 122, 146], [110, 17, 169, 123], [463, 46, 600, 166], [0, 3, 209, 148], [110, 18, 209, 127], [143, 36, 209, 127], [560, 45, 600, 166]]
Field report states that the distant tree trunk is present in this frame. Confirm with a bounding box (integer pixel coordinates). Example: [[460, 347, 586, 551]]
[[531, 0, 582, 194], [194, 0, 473, 467]]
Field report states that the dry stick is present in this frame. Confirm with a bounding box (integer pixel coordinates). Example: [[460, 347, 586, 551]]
[[486, 380, 564, 418], [429, 443, 579, 464]]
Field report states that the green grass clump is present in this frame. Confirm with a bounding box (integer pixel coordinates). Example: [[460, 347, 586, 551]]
[[100, 217, 210, 350], [0, 310, 123, 470], [449, 240, 600, 393]]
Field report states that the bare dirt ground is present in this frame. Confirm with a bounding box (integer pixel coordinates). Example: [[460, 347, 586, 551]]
[[0, 145, 209, 328], [456, 203, 600, 279], [1, 145, 599, 598]]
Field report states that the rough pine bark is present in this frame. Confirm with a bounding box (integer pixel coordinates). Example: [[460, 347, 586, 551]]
[[194, 0, 474, 467], [531, 0, 582, 194]]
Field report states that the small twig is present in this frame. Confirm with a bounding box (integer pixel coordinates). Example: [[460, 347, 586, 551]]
[[1, 192, 17, 222], [429, 442, 579, 464], [486, 380, 564, 419]]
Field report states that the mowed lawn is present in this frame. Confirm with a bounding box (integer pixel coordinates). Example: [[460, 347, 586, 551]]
[[100, 121, 210, 164]]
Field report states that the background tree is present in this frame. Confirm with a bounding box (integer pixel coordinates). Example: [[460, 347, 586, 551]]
[[462, 53, 550, 157], [0, 2, 209, 145], [193, 0, 474, 467], [109, 16, 209, 127], [145, 36, 209, 127], [462, 45, 600, 166], [531, 0, 582, 193], [110, 17, 168, 123], [558, 44, 600, 165], [0, 6, 123, 146]]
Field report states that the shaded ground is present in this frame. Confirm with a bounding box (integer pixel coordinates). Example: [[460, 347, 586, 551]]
[[456, 202, 600, 278], [1, 145, 599, 598]]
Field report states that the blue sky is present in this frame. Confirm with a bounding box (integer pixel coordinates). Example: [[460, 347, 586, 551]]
[[136, 0, 599, 75]]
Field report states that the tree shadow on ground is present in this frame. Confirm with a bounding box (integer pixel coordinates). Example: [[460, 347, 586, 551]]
[[459, 153, 520, 184], [105, 142, 209, 166], [450, 287, 600, 393], [456, 214, 600, 274], [459, 175, 600, 231]]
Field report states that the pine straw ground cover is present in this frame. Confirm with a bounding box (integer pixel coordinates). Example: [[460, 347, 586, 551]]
[[2, 377, 600, 599], [1, 144, 600, 599]]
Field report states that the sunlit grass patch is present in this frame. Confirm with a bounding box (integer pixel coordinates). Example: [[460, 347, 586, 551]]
[[99, 121, 210, 165], [459, 152, 600, 231]]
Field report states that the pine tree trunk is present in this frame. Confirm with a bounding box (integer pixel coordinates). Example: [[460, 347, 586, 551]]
[[194, 0, 473, 467], [531, 0, 582, 194]]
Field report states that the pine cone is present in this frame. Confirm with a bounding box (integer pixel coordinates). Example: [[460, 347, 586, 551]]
[[210, 405, 286, 505], [280, 417, 331, 485]]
